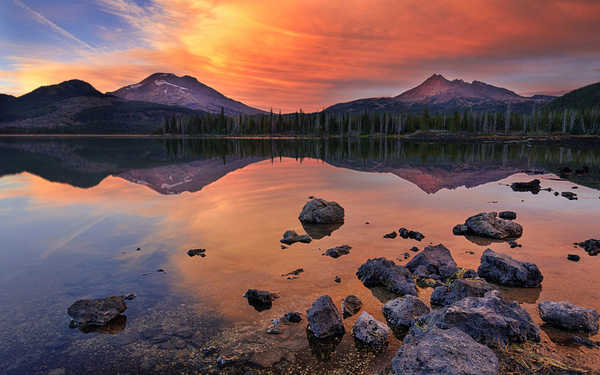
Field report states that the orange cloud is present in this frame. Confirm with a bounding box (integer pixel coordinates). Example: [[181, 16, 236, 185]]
[[3, 0, 600, 111]]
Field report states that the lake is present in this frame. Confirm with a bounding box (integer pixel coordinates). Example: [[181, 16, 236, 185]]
[[1, 136, 599, 374]]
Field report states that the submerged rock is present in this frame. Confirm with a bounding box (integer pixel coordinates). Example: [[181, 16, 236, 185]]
[[572, 335, 600, 348], [538, 301, 599, 334], [430, 279, 496, 306], [306, 295, 345, 338], [244, 289, 279, 311], [412, 290, 540, 347], [356, 258, 417, 296], [406, 244, 458, 281], [454, 212, 523, 239], [187, 248, 206, 257], [511, 179, 541, 193], [499, 211, 517, 220], [382, 295, 430, 331], [281, 268, 304, 277], [280, 230, 311, 245], [352, 312, 390, 351], [478, 249, 543, 287], [67, 296, 128, 327], [342, 295, 362, 318], [392, 327, 499, 375], [576, 239, 600, 256], [298, 198, 345, 224], [322, 244, 352, 258]]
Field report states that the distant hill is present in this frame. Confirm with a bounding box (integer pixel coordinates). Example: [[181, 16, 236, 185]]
[[326, 74, 554, 114], [109, 73, 265, 115], [547, 82, 600, 110], [0, 80, 200, 134]]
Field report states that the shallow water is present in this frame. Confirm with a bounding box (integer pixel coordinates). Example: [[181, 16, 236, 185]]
[[1, 137, 600, 374]]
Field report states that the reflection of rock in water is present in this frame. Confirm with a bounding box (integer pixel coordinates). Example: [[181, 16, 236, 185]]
[[500, 286, 542, 304], [301, 222, 343, 239], [540, 325, 581, 346], [368, 286, 399, 304], [307, 329, 344, 361], [464, 235, 508, 247], [73, 315, 127, 334]]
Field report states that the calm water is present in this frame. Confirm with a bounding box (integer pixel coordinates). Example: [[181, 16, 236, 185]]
[[1, 137, 600, 374]]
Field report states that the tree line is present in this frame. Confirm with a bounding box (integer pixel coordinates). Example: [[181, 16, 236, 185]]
[[155, 105, 600, 137]]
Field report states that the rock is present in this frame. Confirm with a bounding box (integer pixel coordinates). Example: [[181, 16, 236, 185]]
[[356, 258, 417, 296], [244, 289, 279, 311], [399, 228, 410, 238], [382, 295, 430, 331], [561, 191, 578, 200], [460, 268, 478, 278], [538, 301, 599, 333], [499, 211, 517, 220], [334, 276, 341, 283], [123, 293, 136, 301], [281, 268, 304, 277], [323, 244, 351, 258], [567, 254, 580, 262], [187, 248, 206, 257], [298, 198, 344, 224], [454, 212, 523, 239], [301, 222, 343, 239], [267, 318, 281, 334], [352, 312, 390, 351], [67, 296, 127, 327], [280, 245, 287, 250], [406, 244, 458, 281], [342, 295, 362, 318], [511, 179, 541, 193], [409, 247, 419, 253], [430, 279, 496, 306], [412, 290, 540, 347], [391, 327, 499, 375], [280, 230, 311, 245], [306, 295, 345, 338], [282, 312, 302, 323], [384, 231, 397, 239], [478, 249, 543, 287], [136, 247, 141, 251], [576, 239, 600, 256], [408, 231, 425, 241], [403, 252, 410, 259], [572, 335, 600, 348], [508, 240, 521, 248]]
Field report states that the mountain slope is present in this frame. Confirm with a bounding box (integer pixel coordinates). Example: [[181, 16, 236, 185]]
[[547, 82, 600, 110], [0, 79, 200, 134], [326, 74, 554, 114], [109, 73, 265, 115]]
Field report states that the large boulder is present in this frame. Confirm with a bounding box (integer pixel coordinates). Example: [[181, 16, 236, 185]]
[[67, 296, 127, 327], [412, 290, 540, 347], [391, 327, 499, 375], [298, 198, 344, 224], [406, 244, 458, 280], [538, 301, 599, 334], [478, 249, 543, 287], [280, 230, 311, 245], [453, 212, 523, 239], [430, 279, 496, 306], [356, 258, 417, 296], [382, 295, 430, 331], [306, 295, 345, 338], [352, 312, 390, 351]]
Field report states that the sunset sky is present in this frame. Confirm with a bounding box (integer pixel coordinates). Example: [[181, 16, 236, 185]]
[[1, 0, 599, 112]]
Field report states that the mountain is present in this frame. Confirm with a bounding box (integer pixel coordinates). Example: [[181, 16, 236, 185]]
[[109, 73, 265, 115], [547, 82, 600, 110], [0, 80, 199, 134], [325, 74, 555, 114]]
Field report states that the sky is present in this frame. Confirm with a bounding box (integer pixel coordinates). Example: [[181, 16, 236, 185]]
[[0, 0, 599, 112]]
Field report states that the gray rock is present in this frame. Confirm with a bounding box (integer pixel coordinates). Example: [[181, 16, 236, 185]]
[[461, 268, 478, 279], [187, 248, 206, 257], [280, 230, 311, 245], [399, 228, 410, 238], [342, 295, 362, 318], [306, 295, 345, 338], [538, 301, 599, 334], [282, 312, 302, 323], [382, 295, 430, 330], [412, 290, 540, 347], [244, 289, 279, 311], [267, 318, 281, 334], [408, 231, 425, 241], [392, 327, 499, 375], [499, 211, 517, 220], [67, 296, 127, 327], [567, 254, 580, 262], [576, 239, 600, 256], [298, 198, 344, 224], [454, 212, 523, 239], [478, 249, 543, 287], [356, 258, 417, 296], [322, 244, 351, 258], [406, 244, 458, 281], [352, 312, 390, 351], [430, 279, 496, 306], [384, 231, 398, 239]]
